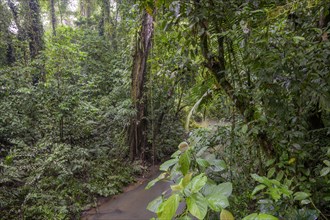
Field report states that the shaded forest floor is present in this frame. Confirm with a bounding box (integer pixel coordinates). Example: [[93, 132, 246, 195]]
[[81, 165, 164, 220]]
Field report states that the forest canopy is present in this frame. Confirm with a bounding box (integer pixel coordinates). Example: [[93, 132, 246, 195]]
[[0, 0, 329, 219]]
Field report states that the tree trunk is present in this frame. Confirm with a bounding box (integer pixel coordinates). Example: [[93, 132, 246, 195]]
[[27, 0, 44, 60], [129, 10, 154, 161], [50, 0, 56, 36]]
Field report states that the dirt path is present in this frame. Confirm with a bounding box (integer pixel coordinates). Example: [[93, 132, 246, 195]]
[[81, 167, 170, 220]]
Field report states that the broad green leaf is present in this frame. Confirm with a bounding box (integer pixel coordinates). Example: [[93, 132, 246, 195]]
[[242, 124, 248, 133], [210, 159, 227, 171], [202, 183, 217, 197], [145, 172, 166, 189], [294, 192, 310, 201], [323, 160, 330, 167], [276, 171, 284, 181], [242, 213, 258, 220], [267, 167, 276, 178], [258, 213, 278, 219], [170, 168, 191, 191], [243, 213, 278, 220], [171, 150, 181, 158], [187, 193, 208, 220], [147, 196, 163, 213], [157, 194, 180, 220], [220, 209, 235, 220], [182, 173, 193, 188], [207, 193, 229, 211], [179, 151, 190, 175], [217, 182, 233, 197], [320, 167, 330, 176], [251, 184, 266, 196], [196, 158, 210, 168], [171, 183, 184, 191], [269, 188, 281, 201], [251, 174, 264, 183], [251, 174, 272, 187], [160, 159, 178, 171], [189, 173, 207, 193]]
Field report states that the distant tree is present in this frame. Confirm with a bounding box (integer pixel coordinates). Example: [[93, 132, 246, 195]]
[[129, 10, 154, 161]]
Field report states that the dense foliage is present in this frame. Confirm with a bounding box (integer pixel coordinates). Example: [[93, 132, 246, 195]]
[[0, 0, 329, 219]]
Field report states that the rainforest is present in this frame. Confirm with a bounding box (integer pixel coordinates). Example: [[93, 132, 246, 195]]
[[0, 0, 329, 219]]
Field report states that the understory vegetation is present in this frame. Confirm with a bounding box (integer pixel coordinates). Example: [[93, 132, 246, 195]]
[[0, 0, 329, 219]]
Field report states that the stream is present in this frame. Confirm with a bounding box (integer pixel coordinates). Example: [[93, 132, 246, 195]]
[[81, 169, 171, 220]]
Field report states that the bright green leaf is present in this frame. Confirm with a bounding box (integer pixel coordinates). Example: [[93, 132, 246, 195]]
[[179, 151, 190, 175], [160, 159, 178, 171], [146, 172, 166, 189], [157, 194, 180, 220], [147, 196, 163, 213], [258, 213, 278, 219], [187, 193, 208, 220], [207, 193, 229, 211], [189, 173, 207, 193], [251, 184, 266, 196]]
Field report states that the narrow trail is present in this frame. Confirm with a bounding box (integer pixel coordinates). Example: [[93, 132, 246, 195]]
[[81, 168, 170, 220]]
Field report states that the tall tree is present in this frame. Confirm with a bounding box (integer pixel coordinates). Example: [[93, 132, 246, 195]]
[[50, 0, 56, 36], [129, 10, 154, 161]]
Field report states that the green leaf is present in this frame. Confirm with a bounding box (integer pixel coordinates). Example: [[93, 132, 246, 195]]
[[251, 174, 264, 183], [189, 173, 207, 193], [320, 167, 330, 176], [242, 124, 248, 133], [196, 158, 210, 168], [265, 159, 275, 167], [276, 171, 284, 181], [269, 187, 281, 201], [301, 199, 311, 205], [251, 184, 266, 196], [179, 151, 190, 175], [217, 182, 233, 197], [324, 160, 330, 167], [220, 209, 235, 220], [187, 193, 208, 220], [210, 159, 227, 171], [267, 167, 276, 178], [147, 196, 163, 213], [145, 172, 166, 189], [243, 213, 278, 220], [160, 159, 178, 171], [293, 36, 305, 43], [171, 172, 192, 191], [171, 183, 184, 191], [242, 213, 258, 220], [182, 173, 193, 188], [207, 193, 229, 211], [258, 213, 278, 219], [294, 192, 310, 201], [157, 194, 180, 220]]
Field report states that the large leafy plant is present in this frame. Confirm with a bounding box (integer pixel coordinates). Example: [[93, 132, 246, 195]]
[[146, 141, 234, 220]]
